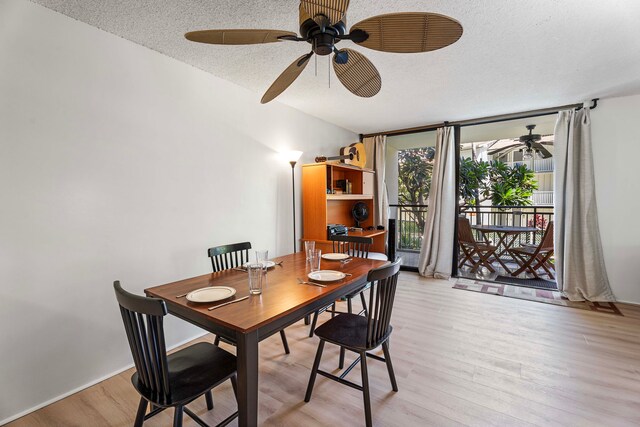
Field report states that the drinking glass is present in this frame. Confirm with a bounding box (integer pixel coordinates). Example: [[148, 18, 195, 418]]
[[255, 250, 268, 267], [304, 241, 315, 261], [309, 249, 322, 272], [247, 264, 264, 295]]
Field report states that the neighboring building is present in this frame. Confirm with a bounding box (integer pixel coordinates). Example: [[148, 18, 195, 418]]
[[460, 135, 554, 206]]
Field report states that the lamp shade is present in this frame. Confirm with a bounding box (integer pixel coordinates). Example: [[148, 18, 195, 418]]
[[283, 150, 303, 163]]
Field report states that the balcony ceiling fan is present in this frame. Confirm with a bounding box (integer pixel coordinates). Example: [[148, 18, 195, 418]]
[[184, 1, 463, 104], [488, 125, 553, 159]]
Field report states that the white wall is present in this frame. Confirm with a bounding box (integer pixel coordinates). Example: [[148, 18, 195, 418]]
[[592, 94, 640, 304], [0, 0, 356, 423]]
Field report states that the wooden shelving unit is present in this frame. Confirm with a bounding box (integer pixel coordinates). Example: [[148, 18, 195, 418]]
[[301, 162, 386, 253]]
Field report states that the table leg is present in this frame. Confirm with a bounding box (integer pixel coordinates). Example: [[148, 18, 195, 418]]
[[490, 232, 513, 273], [236, 330, 259, 427]]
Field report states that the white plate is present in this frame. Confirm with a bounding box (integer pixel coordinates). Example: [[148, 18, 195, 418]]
[[321, 253, 350, 261], [186, 286, 236, 303], [243, 260, 276, 269], [308, 270, 347, 282]]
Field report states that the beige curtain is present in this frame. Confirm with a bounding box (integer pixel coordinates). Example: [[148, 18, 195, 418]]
[[362, 135, 389, 228], [418, 127, 456, 279], [554, 107, 615, 301]]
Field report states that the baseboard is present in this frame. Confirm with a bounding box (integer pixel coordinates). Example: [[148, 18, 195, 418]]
[[617, 299, 640, 306], [0, 332, 208, 426]]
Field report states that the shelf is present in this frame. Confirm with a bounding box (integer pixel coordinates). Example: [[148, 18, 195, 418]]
[[326, 194, 374, 200], [303, 162, 374, 173]]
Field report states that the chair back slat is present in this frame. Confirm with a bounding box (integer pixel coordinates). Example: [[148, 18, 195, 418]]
[[329, 235, 373, 258], [457, 216, 477, 245], [208, 242, 252, 272], [539, 221, 554, 251], [365, 259, 402, 348], [114, 281, 171, 404]]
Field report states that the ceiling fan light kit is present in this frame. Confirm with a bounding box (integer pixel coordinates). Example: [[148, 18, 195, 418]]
[[185, 1, 463, 103], [488, 124, 553, 160]]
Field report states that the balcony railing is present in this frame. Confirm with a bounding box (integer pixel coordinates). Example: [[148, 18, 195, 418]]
[[393, 204, 428, 252], [531, 190, 554, 205], [389, 204, 554, 269], [506, 158, 554, 173]]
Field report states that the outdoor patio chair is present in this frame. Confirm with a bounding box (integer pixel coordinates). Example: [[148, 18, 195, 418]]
[[508, 222, 555, 279], [457, 216, 498, 273]]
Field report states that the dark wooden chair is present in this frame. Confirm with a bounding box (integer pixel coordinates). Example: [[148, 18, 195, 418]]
[[113, 281, 238, 427], [304, 259, 402, 427], [508, 221, 555, 279], [208, 241, 252, 272], [307, 235, 387, 337], [208, 242, 290, 354], [458, 216, 498, 273]]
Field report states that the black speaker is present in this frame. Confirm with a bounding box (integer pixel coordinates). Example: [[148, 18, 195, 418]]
[[387, 219, 396, 262]]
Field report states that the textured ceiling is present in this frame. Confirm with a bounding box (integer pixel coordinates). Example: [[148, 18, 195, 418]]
[[31, 0, 640, 133]]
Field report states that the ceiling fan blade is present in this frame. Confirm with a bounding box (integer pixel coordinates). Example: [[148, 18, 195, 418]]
[[332, 48, 381, 98], [301, 0, 350, 26], [531, 143, 553, 159], [350, 12, 463, 53], [185, 29, 297, 45], [261, 52, 313, 104], [487, 143, 521, 156]]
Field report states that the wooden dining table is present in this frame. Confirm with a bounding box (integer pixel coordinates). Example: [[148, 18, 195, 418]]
[[145, 251, 387, 426]]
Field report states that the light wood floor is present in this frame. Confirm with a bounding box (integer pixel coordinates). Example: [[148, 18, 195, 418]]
[[8, 273, 640, 427]]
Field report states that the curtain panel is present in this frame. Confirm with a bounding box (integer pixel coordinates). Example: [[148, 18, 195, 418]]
[[418, 127, 456, 279], [362, 135, 389, 229], [554, 107, 615, 301]]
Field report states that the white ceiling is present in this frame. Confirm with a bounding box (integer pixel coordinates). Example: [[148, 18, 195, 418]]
[[31, 0, 640, 133]]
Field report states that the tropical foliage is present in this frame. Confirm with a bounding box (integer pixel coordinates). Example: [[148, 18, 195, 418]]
[[459, 158, 537, 209], [399, 152, 537, 210], [398, 147, 435, 232]]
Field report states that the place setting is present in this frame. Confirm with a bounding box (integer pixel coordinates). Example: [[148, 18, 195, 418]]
[[173, 249, 277, 309], [299, 242, 352, 288], [230, 249, 283, 272]]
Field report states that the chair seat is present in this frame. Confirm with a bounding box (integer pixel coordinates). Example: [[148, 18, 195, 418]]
[[511, 246, 551, 255], [345, 250, 388, 261], [314, 313, 392, 350], [475, 243, 497, 251], [367, 252, 388, 261], [132, 342, 236, 406]]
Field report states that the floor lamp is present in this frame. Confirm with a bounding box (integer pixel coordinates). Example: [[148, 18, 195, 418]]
[[285, 151, 303, 252]]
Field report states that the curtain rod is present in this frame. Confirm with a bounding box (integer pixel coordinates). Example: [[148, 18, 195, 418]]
[[360, 98, 599, 139]]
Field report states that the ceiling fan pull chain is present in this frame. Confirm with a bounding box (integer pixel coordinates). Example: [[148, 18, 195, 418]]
[[328, 57, 331, 89]]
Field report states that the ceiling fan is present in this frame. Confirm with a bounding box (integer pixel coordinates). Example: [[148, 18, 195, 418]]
[[184, 1, 463, 104], [488, 125, 553, 159]]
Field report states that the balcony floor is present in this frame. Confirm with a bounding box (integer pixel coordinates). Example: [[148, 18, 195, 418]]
[[398, 250, 557, 291]]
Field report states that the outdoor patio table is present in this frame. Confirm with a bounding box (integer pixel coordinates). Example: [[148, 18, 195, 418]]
[[470, 225, 538, 273]]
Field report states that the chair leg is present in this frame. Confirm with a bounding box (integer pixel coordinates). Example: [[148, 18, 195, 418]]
[[331, 302, 336, 318], [230, 374, 238, 400], [305, 340, 325, 402], [347, 297, 353, 314], [279, 329, 290, 354], [360, 351, 373, 427], [173, 405, 184, 427], [308, 310, 319, 337], [382, 341, 399, 392], [304, 314, 311, 325], [205, 390, 214, 410], [134, 397, 148, 427], [214, 335, 221, 346], [339, 347, 346, 369]]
